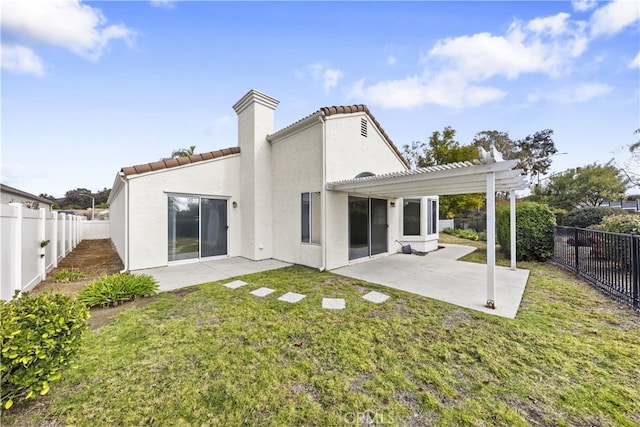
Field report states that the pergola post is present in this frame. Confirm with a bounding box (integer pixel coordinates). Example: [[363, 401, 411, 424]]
[[486, 172, 496, 309], [510, 191, 516, 271]]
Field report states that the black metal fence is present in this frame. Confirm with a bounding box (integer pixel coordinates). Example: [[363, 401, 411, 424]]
[[553, 226, 639, 311]]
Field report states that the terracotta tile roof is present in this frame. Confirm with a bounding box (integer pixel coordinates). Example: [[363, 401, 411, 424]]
[[320, 104, 409, 168], [120, 146, 240, 176]]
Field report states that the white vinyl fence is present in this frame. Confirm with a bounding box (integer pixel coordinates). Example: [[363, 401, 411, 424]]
[[1, 203, 85, 300], [439, 219, 454, 231]]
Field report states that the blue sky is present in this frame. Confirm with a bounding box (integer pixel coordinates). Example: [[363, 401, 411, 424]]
[[2, 0, 639, 198]]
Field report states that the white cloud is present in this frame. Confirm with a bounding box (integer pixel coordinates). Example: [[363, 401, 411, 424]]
[[150, 0, 175, 9], [322, 68, 344, 92], [298, 62, 344, 93], [571, 82, 613, 102], [429, 14, 588, 80], [1, 0, 135, 62], [352, 12, 589, 109], [1, 44, 45, 76], [590, 0, 640, 37], [629, 51, 640, 69], [386, 55, 397, 66], [572, 0, 597, 12], [0, 163, 26, 186], [554, 82, 614, 103], [349, 74, 506, 109]]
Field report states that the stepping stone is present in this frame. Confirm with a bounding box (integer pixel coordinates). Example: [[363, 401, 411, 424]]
[[322, 298, 345, 310], [362, 291, 390, 304], [278, 292, 306, 303], [224, 280, 248, 289], [250, 287, 275, 297]]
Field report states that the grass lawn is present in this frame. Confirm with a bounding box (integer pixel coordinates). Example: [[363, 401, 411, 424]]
[[5, 236, 640, 426]]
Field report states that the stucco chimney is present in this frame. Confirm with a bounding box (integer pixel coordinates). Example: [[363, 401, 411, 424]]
[[233, 89, 279, 260]]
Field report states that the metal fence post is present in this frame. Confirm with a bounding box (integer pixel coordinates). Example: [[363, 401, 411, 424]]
[[574, 226, 579, 274], [632, 233, 639, 310]]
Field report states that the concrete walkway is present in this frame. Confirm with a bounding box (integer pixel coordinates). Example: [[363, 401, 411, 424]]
[[332, 244, 530, 319], [135, 257, 291, 292]]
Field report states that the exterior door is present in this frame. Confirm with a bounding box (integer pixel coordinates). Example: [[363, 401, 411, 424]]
[[370, 198, 388, 255], [201, 199, 227, 258], [168, 196, 228, 262], [348, 196, 388, 260]]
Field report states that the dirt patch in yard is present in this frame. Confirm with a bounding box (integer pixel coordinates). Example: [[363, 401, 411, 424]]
[[28, 239, 134, 329], [29, 239, 123, 297]]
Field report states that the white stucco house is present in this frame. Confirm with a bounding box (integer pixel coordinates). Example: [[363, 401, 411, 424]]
[[108, 89, 440, 272], [108, 89, 527, 306]]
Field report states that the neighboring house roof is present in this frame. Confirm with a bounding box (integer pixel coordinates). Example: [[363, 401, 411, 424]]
[[269, 104, 411, 169], [1, 183, 54, 206], [120, 147, 241, 177]]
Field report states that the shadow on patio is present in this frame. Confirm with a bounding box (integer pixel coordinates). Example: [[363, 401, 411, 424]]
[[332, 243, 530, 319]]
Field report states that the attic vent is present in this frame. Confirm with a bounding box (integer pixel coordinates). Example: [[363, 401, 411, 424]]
[[360, 118, 368, 137]]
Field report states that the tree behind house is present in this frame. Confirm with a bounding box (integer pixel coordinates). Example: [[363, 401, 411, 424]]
[[541, 162, 628, 210], [403, 126, 484, 218]]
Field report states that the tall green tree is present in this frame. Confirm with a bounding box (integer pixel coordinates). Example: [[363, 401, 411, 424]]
[[472, 129, 558, 183], [517, 129, 558, 183], [62, 188, 94, 209], [471, 130, 519, 160], [403, 126, 483, 218], [94, 187, 111, 205], [541, 162, 628, 210]]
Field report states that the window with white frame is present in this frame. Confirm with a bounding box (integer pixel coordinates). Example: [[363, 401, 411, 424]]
[[301, 192, 321, 243], [427, 198, 438, 235], [403, 199, 421, 236]]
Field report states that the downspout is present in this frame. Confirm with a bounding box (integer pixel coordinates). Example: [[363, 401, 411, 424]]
[[118, 172, 130, 273], [319, 113, 327, 271]]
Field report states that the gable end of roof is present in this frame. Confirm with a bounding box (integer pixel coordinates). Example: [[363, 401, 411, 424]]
[[120, 146, 240, 177], [320, 104, 410, 169]]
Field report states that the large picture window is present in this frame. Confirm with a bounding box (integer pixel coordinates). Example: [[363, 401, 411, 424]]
[[403, 199, 421, 236], [301, 192, 320, 244], [402, 197, 438, 237]]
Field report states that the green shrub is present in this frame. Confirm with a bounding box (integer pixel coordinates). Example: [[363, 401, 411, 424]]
[[496, 201, 556, 261], [51, 268, 84, 283], [564, 206, 627, 228], [77, 273, 159, 308], [442, 227, 479, 241], [591, 214, 640, 266], [598, 214, 640, 234], [1, 292, 89, 410], [552, 208, 568, 226]]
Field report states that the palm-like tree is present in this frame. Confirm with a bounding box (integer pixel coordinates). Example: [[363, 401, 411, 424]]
[[170, 145, 196, 158]]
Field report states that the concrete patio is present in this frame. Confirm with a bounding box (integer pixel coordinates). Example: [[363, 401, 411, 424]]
[[135, 257, 291, 292], [135, 244, 529, 318], [332, 244, 530, 319]]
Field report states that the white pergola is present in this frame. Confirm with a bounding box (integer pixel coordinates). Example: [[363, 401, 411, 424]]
[[326, 148, 529, 309]]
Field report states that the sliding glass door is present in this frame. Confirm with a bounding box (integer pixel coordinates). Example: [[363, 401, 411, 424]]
[[348, 196, 388, 260], [201, 199, 227, 257], [168, 196, 227, 262]]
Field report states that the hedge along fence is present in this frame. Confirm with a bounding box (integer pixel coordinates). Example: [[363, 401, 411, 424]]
[[0, 204, 85, 301], [496, 201, 556, 261]]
